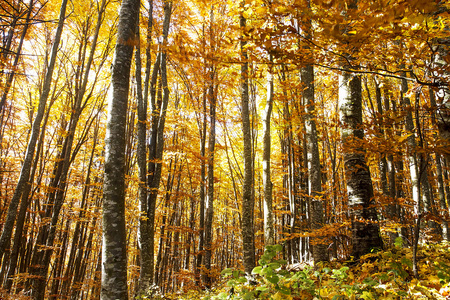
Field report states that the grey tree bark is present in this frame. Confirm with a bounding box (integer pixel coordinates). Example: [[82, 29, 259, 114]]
[[146, 0, 172, 286], [303, 63, 327, 262], [339, 71, 383, 258], [101, 0, 139, 298], [204, 7, 216, 287], [337, 0, 382, 259], [135, 0, 153, 293], [240, 1, 256, 274], [263, 56, 274, 247]]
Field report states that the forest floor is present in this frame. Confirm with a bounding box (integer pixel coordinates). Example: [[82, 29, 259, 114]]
[[2, 239, 450, 299], [172, 239, 450, 300]]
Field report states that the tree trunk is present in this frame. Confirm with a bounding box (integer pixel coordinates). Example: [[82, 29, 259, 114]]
[[101, 0, 139, 298], [240, 1, 255, 274], [263, 57, 274, 247], [204, 48, 216, 290], [135, 1, 153, 292], [303, 62, 327, 262], [339, 71, 383, 258], [146, 1, 172, 288]]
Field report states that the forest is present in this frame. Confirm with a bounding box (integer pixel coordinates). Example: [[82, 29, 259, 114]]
[[1, 0, 450, 299]]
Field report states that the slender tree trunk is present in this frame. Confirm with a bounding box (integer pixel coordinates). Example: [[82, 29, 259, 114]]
[[240, 1, 255, 274], [135, 7, 152, 293], [195, 91, 207, 287], [146, 2, 172, 288], [204, 59, 216, 290], [263, 57, 274, 247], [303, 62, 327, 262], [101, 0, 139, 298]]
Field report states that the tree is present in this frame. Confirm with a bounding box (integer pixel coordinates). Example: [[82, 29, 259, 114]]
[[240, 0, 255, 274], [339, 70, 383, 258], [204, 6, 216, 289], [135, 0, 153, 294], [0, 0, 68, 266], [101, 0, 139, 298], [301, 0, 327, 262], [262, 55, 274, 247], [146, 0, 172, 287]]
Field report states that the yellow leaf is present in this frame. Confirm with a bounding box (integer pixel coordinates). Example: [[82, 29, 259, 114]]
[[273, 292, 292, 300], [397, 133, 412, 143]]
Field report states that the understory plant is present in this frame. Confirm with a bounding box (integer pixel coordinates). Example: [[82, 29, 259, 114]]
[[204, 240, 450, 300]]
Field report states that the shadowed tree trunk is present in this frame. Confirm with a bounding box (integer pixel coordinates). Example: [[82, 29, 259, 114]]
[[147, 0, 172, 287], [339, 70, 383, 258], [240, 0, 255, 274], [101, 0, 139, 298], [135, 0, 153, 293], [303, 62, 327, 262], [263, 56, 274, 247]]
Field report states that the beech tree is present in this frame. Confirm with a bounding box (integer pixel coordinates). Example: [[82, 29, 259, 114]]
[[101, 0, 139, 298], [240, 0, 255, 274]]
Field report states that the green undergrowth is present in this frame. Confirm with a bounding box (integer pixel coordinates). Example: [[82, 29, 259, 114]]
[[175, 239, 450, 300]]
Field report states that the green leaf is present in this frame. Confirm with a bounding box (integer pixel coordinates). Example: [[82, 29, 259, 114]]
[[274, 244, 283, 252], [256, 286, 269, 293], [232, 270, 244, 278], [274, 259, 287, 265], [266, 274, 280, 284], [277, 285, 291, 295], [268, 262, 281, 270], [252, 266, 262, 275], [401, 257, 413, 268], [394, 237, 403, 248]]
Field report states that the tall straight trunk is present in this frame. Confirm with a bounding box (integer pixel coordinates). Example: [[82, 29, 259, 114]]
[[338, 0, 382, 259], [204, 65, 216, 289], [262, 57, 274, 247], [101, 0, 139, 298], [195, 91, 207, 286], [0, 0, 68, 262], [146, 0, 171, 287], [400, 73, 421, 275], [135, 0, 153, 291], [414, 90, 434, 218], [204, 8, 216, 288], [339, 71, 382, 258], [373, 79, 389, 196], [240, 1, 255, 274], [401, 74, 420, 212], [381, 82, 399, 242], [303, 62, 327, 262]]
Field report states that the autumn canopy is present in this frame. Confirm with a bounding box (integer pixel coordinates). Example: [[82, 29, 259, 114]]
[[0, 0, 450, 299]]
